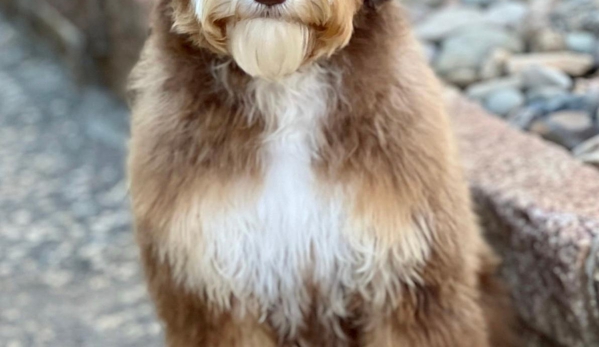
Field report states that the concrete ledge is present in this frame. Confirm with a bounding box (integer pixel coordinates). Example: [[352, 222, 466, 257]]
[[446, 90, 599, 347]]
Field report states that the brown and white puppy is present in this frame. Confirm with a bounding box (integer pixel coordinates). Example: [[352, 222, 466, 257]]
[[128, 0, 516, 345]]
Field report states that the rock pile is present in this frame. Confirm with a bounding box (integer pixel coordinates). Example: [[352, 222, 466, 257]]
[[406, 0, 599, 168]]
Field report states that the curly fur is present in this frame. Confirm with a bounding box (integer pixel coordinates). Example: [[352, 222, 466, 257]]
[[128, 0, 518, 345]]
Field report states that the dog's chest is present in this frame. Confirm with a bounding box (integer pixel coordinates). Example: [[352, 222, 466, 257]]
[[193, 69, 358, 328], [169, 69, 356, 310], [164, 68, 430, 336], [204, 118, 351, 314]]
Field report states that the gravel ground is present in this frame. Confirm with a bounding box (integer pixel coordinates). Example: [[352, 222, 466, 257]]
[[0, 13, 162, 347]]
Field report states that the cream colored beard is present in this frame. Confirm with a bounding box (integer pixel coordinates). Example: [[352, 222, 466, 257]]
[[228, 19, 311, 81]]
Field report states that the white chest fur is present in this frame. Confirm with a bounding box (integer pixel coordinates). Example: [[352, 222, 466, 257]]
[[164, 67, 430, 336]]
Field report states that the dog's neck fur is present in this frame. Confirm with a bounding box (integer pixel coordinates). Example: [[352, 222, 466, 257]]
[[132, 0, 420, 180], [146, 0, 407, 120]]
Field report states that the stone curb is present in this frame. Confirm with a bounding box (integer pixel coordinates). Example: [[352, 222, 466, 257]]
[[447, 89, 599, 347]]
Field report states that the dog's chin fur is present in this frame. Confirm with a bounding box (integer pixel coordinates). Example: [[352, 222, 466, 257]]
[[228, 19, 310, 80], [171, 0, 358, 80]]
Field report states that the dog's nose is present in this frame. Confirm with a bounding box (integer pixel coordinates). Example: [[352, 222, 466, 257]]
[[255, 0, 286, 6]]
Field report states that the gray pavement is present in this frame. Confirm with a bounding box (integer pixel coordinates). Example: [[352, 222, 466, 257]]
[[0, 12, 162, 347]]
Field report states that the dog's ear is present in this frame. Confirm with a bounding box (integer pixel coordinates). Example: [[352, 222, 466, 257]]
[[363, 0, 390, 9]]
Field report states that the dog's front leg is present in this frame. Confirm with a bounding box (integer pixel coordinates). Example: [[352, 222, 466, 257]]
[[361, 285, 490, 347], [138, 242, 278, 347], [164, 312, 277, 347], [350, 194, 496, 347]]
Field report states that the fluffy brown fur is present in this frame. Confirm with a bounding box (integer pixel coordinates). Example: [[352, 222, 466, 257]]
[[128, 0, 517, 345]]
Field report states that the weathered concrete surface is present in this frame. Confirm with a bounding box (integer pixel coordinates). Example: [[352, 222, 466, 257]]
[[447, 89, 599, 347], [0, 12, 162, 347]]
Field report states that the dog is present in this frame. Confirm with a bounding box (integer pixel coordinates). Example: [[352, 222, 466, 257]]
[[128, 0, 516, 345]]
